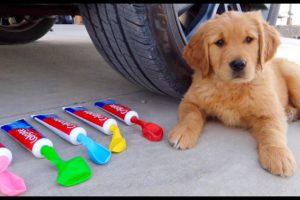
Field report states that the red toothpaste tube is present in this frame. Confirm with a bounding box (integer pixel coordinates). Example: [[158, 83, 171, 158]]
[[94, 99, 164, 141], [62, 106, 117, 135], [0, 119, 53, 158], [31, 113, 87, 145], [94, 99, 138, 125]]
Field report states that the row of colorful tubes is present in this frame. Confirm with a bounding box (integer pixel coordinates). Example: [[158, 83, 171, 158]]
[[0, 99, 164, 196]]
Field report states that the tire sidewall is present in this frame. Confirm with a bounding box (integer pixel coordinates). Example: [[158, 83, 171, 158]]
[[147, 4, 193, 96]]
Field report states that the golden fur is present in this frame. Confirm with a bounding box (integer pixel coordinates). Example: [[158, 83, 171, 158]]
[[168, 11, 300, 176]]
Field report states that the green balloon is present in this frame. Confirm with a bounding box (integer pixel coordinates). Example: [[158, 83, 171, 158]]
[[41, 145, 92, 186]]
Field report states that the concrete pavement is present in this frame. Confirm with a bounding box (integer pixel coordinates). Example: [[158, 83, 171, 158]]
[[1, 25, 300, 196]]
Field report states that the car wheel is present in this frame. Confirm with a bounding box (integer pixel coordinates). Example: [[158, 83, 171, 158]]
[[79, 4, 280, 98], [0, 16, 55, 45]]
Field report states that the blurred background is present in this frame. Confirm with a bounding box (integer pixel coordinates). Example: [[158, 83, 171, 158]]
[[275, 4, 300, 39], [277, 4, 299, 25], [55, 4, 300, 39], [55, 15, 82, 24]]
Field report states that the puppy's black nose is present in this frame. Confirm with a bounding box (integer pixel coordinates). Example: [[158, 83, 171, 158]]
[[230, 59, 246, 72]]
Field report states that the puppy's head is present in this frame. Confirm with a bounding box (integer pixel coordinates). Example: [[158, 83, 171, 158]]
[[183, 11, 280, 83]]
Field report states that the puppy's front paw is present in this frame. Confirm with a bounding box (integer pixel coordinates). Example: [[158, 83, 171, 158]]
[[259, 146, 297, 176], [168, 124, 199, 150]]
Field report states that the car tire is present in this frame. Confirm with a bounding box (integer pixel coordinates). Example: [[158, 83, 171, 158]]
[[79, 4, 280, 98], [0, 17, 55, 45]]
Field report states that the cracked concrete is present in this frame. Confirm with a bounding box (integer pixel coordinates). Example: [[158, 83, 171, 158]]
[[1, 25, 300, 196]]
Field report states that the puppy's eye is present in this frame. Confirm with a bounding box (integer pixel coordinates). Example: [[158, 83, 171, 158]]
[[244, 36, 253, 43], [215, 39, 224, 47]]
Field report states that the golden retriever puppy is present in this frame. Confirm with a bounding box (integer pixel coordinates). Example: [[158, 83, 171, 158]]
[[168, 11, 300, 176]]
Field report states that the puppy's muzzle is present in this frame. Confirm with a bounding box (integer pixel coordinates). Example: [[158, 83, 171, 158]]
[[229, 59, 247, 78]]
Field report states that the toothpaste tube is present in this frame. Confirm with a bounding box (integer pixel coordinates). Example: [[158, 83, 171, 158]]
[[0, 143, 12, 163], [62, 106, 117, 135], [94, 99, 138, 125], [0, 119, 53, 158], [31, 113, 87, 145]]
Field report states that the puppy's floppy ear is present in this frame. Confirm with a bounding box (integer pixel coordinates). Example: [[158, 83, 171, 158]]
[[253, 11, 281, 70], [260, 22, 281, 63], [183, 28, 210, 77]]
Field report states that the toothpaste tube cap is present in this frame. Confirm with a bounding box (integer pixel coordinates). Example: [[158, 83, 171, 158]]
[[0, 146, 12, 163], [70, 127, 87, 145], [102, 118, 118, 135], [124, 111, 139, 126], [32, 138, 53, 158]]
